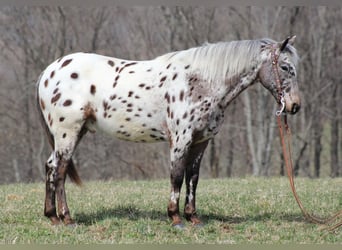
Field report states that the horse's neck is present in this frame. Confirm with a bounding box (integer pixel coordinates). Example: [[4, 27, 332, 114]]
[[219, 61, 262, 108]]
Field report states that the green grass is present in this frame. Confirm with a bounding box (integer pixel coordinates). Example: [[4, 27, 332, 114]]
[[0, 178, 341, 244]]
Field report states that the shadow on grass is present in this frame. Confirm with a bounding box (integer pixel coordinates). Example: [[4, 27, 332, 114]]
[[200, 212, 306, 225], [74, 205, 305, 226], [75, 205, 168, 225]]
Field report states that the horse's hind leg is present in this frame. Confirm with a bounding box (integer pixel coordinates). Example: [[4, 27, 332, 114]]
[[183, 140, 209, 225], [45, 152, 75, 225], [44, 125, 86, 225], [44, 153, 59, 224]]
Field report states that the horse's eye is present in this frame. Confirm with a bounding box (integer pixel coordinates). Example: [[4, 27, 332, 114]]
[[280, 65, 289, 72]]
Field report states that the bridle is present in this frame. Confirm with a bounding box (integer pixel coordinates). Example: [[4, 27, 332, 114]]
[[270, 44, 342, 231]]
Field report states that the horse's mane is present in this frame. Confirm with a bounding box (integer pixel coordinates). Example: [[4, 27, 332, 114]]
[[158, 38, 298, 84]]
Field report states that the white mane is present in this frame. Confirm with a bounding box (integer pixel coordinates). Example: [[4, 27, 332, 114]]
[[159, 38, 298, 84]]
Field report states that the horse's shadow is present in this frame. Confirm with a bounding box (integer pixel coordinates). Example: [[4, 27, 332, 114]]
[[74, 205, 305, 226]]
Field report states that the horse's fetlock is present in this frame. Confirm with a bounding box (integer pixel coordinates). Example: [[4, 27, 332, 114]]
[[184, 204, 196, 220]]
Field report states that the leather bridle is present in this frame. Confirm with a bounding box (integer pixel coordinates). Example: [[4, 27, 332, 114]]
[[270, 44, 342, 231]]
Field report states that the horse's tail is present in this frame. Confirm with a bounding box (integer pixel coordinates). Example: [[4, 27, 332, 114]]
[[36, 73, 82, 186], [67, 158, 82, 186]]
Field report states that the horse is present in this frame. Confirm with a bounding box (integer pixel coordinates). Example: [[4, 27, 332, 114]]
[[36, 36, 300, 227]]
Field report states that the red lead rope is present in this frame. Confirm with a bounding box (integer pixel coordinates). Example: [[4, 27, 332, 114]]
[[271, 46, 342, 231]]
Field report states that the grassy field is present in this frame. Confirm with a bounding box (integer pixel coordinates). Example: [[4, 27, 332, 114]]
[[0, 177, 341, 244]]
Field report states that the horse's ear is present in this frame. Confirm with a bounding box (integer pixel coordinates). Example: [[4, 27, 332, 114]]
[[288, 35, 296, 45], [280, 37, 290, 51], [279, 35, 296, 51]]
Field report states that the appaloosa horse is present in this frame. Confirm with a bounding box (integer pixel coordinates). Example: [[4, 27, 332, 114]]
[[36, 36, 300, 227]]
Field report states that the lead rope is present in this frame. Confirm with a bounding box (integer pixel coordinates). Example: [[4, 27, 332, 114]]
[[271, 46, 342, 232]]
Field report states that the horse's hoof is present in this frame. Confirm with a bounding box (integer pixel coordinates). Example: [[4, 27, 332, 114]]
[[50, 216, 62, 225], [172, 223, 185, 230], [62, 217, 77, 228]]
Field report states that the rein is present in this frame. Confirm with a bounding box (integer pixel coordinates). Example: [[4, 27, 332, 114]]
[[271, 46, 342, 231]]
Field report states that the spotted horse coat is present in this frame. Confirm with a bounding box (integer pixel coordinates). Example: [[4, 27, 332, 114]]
[[36, 36, 300, 227]]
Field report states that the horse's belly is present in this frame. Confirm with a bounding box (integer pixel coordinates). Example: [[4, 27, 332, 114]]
[[89, 111, 168, 143]]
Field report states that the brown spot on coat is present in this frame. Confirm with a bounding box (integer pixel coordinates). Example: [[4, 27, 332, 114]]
[[90, 85, 96, 95], [119, 62, 137, 73], [59, 117, 65, 122], [172, 73, 178, 81], [40, 99, 46, 110], [63, 100, 72, 106], [184, 65, 190, 69], [108, 60, 114, 67], [61, 59, 72, 68], [50, 71, 55, 78], [103, 101, 110, 111], [139, 83, 145, 88], [71, 73, 78, 79], [179, 90, 184, 101], [51, 93, 61, 104], [128, 91, 134, 97], [44, 79, 49, 87], [165, 92, 170, 103]]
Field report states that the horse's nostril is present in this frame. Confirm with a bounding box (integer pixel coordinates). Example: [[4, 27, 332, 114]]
[[291, 103, 300, 114]]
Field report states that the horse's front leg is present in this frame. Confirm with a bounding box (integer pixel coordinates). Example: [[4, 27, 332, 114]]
[[184, 140, 209, 225], [167, 154, 186, 228]]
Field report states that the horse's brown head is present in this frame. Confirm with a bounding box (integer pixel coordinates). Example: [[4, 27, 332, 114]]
[[258, 36, 301, 115]]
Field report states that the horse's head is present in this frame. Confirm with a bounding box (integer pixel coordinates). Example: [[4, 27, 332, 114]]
[[258, 36, 301, 115]]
